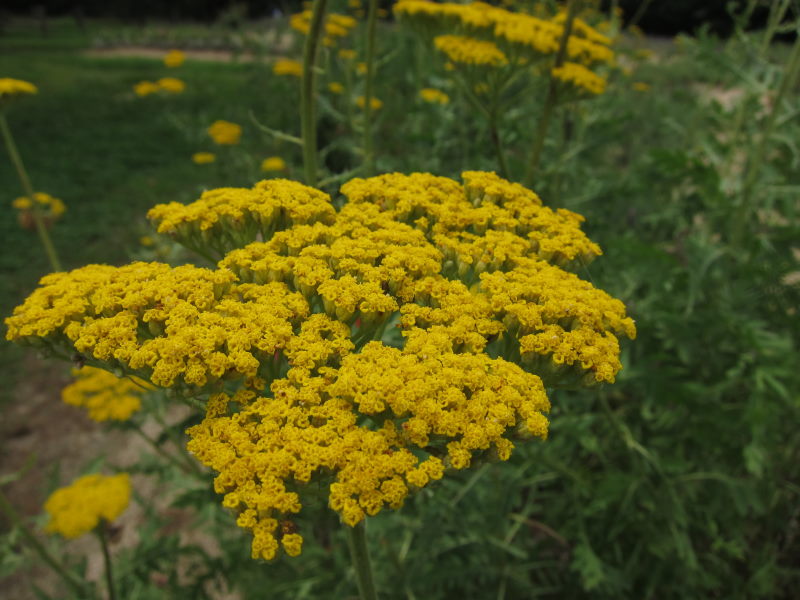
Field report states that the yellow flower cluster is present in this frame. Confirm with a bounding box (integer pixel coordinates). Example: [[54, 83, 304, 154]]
[[192, 151, 216, 164], [356, 96, 383, 111], [44, 473, 131, 539], [207, 120, 242, 145], [163, 49, 186, 68], [420, 88, 450, 104], [552, 61, 607, 95], [290, 10, 357, 46], [0, 78, 38, 102], [5, 262, 312, 390], [12, 192, 66, 219], [273, 59, 303, 78], [261, 156, 287, 172], [133, 77, 186, 97], [395, 1, 613, 65], [187, 335, 549, 559], [8, 171, 634, 560], [147, 179, 336, 258], [434, 35, 508, 67], [62, 366, 149, 422]]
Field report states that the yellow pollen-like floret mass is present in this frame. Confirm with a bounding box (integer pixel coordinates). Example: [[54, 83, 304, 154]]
[[163, 49, 186, 68], [552, 61, 607, 95], [434, 35, 508, 67], [273, 59, 303, 77], [8, 171, 634, 560], [44, 473, 131, 539], [207, 120, 242, 145], [0, 78, 38, 99], [420, 88, 450, 104], [62, 366, 150, 422]]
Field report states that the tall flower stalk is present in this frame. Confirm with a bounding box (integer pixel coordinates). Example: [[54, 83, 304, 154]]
[[1, 113, 62, 271], [524, 0, 579, 186], [300, 0, 329, 186], [362, 0, 379, 175], [346, 521, 378, 600]]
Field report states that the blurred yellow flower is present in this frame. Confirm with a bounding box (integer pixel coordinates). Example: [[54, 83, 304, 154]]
[[157, 77, 185, 93], [0, 78, 38, 100], [139, 235, 155, 246], [633, 82, 650, 92], [261, 156, 287, 172], [13, 192, 65, 217], [44, 473, 131, 539], [356, 96, 383, 110], [163, 49, 186, 68], [420, 88, 450, 104], [356, 62, 368, 75], [192, 151, 216, 164], [328, 81, 344, 94], [62, 366, 149, 422], [208, 120, 242, 145], [273, 59, 303, 77], [133, 80, 159, 97], [339, 49, 357, 60]]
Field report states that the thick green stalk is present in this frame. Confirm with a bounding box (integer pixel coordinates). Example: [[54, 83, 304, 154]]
[[732, 32, 800, 245], [300, 0, 329, 186], [0, 113, 62, 271], [97, 522, 117, 600], [0, 489, 86, 595], [362, 0, 379, 175], [524, 0, 579, 186], [345, 520, 378, 600]]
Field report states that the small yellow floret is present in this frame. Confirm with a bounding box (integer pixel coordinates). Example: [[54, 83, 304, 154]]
[[208, 120, 242, 145]]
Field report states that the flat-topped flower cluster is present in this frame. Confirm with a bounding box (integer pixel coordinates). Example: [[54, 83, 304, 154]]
[[394, 0, 612, 95], [6, 171, 634, 560]]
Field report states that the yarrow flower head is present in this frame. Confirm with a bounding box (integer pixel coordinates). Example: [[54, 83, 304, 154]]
[[12, 192, 65, 229], [420, 88, 450, 104], [62, 366, 150, 422], [192, 151, 216, 164], [273, 59, 303, 78], [156, 77, 186, 94], [163, 49, 186, 68], [261, 156, 287, 172], [356, 96, 383, 110], [207, 120, 242, 145], [44, 473, 131, 539], [0, 78, 38, 107], [7, 171, 634, 561], [133, 80, 159, 97]]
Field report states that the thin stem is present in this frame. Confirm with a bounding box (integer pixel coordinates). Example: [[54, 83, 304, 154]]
[[300, 0, 329, 186], [0, 489, 86, 595], [129, 421, 200, 476], [760, 0, 791, 55], [488, 110, 509, 179], [732, 31, 800, 245], [0, 113, 62, 271], [524, 0, 579, 186], [345, 520, 378, 600], [97, 522, 117, 600], [362, 0, 378, 175]]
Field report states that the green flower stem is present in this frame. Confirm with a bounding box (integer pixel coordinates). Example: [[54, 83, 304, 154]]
[[0, 113, 63, 272], [301, 0, 329, 187], [760, 0, 791, 55], [0, 488, 86, 596], [732, 32, 800, 245], [129, 421, 199, 476], [96, 522, 117, 600], [488, 108, 510, 180], [345, 520, 378, 600], [524, 0, 579, 187], [362, 0, 378, 176]]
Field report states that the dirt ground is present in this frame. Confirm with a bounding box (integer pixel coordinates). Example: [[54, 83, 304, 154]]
[[0, 353, 213, 600]]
